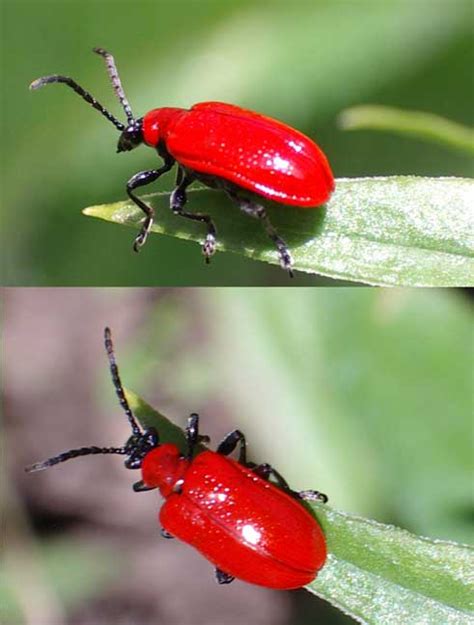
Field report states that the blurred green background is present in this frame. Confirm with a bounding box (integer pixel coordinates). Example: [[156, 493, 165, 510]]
[[4, 287, 472, 624], [2, 0, 473, 286]]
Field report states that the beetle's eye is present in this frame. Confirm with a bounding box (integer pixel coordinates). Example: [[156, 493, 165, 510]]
[[117, 126, 142, 153]]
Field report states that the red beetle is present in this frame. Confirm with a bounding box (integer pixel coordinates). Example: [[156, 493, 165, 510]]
[[30, 48, 335, 275], [27, 328, 328, 589]]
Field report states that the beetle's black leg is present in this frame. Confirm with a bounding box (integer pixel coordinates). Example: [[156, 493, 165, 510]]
[[161, 528, 175, 539], [132, 479, 156, 492], [252, 463, 328, 503], [216, 430, 247, 465], [298, 489, 328, 504], [215, 568, 235, 585], [127, 155, 174, 252], [253, 463, 291, 490], [226, 189, 293, 277], [185, 413, 210, 460], [171, 174, 218, 263]]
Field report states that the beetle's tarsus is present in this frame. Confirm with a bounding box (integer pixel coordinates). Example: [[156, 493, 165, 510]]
[[298, 489, 328, 504], [279, 248, 294, 276], [133, 479, 156, 492], [203, 234, 216, 262], [215, 568, 235, 585], [225, 190, 293, 275], [133, 223, 151, 252]]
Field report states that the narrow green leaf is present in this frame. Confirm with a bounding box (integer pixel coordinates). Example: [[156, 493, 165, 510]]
[[309, 506, 474, 625], [125, 389, 208, 457], [339, 105, 474, 155], [125, 388, 187, 453], [83, 177, 474, 286], [125, 390, 474, 624]]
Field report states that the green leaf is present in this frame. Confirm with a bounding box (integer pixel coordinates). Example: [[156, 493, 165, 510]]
[[125, 389, 208, 457], [339, 105, 474, 155], [309, 506, 474, 625], [123, 389, 474, 624], [125, 388, 187, 453], [83, 177, 473, 287], [205, 289, 473, 543]]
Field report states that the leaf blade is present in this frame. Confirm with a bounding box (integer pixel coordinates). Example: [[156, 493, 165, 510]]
[[310, 506, 474, 614], [310, 557, 473, 625], [84, 176, 474, 287], [123, 389, 474, 624], [339, 105, 474, 155]]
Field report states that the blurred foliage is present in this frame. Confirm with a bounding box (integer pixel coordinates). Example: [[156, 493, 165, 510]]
[[95, 288, 474, 623], [2, 0, 473, 285], [84, 177, 474, 286], [2, 471, 117, 624], [1, 537, 117, 624], [4, 287, 473, 624], [105, 287, 472, 543], [201, 289, 473, 545], [103, 390, 474, 623], [339, 105, 474, 154], [310, 507, 474, 624]]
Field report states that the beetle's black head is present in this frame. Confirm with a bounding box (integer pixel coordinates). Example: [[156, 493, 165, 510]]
[[123, 427, 160, 469], [117, 118, 143, 153]]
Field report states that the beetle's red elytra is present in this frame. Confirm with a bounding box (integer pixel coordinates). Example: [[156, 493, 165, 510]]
[[26, 328, 328, 590], [30, 48, 335, 276], [142, 103, 334, 207], [145, 446, 327, 588]]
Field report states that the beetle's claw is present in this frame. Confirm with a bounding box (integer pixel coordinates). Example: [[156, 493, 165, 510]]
[[298, 489, 328, 504], [203, 234, 216, 263], [133, 218, 153, 252], [161, 527, 175, 539], [133, 232, 147, 252], [278, 249, 294, 277], [215, 568, 235, 585]]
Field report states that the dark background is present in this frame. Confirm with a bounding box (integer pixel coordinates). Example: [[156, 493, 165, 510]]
[[3, 287, 472, 624], [2, 0, 473, 286]]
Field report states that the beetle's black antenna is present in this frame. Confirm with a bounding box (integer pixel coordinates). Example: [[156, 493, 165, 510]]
[[104, 327, 142, 437], [29, 75, 125, 131], [93, 47, 134, 125], [25, 328, 143, 474], [25, 445, 127, 473]]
